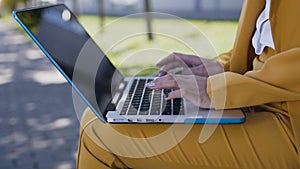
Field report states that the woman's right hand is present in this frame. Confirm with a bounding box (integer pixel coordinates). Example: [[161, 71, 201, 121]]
[[157, 52, 224, 77]]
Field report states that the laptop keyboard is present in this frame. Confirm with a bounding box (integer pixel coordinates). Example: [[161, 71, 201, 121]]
[[120, 79, 184, 116]]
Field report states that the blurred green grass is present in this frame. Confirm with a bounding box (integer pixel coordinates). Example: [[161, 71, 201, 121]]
[[2, 13, 238, 76], [78, 16, 238, 76]]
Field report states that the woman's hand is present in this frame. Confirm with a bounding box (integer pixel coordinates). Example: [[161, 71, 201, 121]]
[[146, 74, 212, 109], [157, 52, 223, 77]]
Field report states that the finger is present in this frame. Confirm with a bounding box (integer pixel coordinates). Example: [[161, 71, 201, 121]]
[[165, 89, 182, 100], [156, 53, 179, 67], [165, 88, 197, 100], [166, 89, 192, 101], [153, 74, 174, 82], [157, 64, 185, 77], [147, 74, 197, 89], [182, 65, 208, 76], [166, 89, 204, 107], [147, 79, 178, 90], [160, 61, 185, 74], [181, 60, 225, 76], [158, 69, 167, 77], [146, 75, 178, 89], [156, 52, 201, 67]]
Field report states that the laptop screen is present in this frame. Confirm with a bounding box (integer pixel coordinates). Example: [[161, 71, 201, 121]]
[[14, 4, 123, 117]]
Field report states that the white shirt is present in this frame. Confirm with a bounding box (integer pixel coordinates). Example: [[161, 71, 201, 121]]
[[252, 0, 275, 55]]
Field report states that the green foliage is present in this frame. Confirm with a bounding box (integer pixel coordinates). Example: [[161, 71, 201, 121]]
[[1, 0, 26, 11]]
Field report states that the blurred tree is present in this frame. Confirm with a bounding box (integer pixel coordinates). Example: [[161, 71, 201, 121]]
[[144, 0, 153, 40], [98, 0, 105, 28]]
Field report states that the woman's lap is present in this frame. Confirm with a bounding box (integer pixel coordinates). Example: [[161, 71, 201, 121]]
[[77, 108, 298, 169]]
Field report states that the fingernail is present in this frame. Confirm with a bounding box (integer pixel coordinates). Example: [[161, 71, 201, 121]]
[[158, 70, 163, 77], [145, 82, 156, 87], [158, 69, 166, 77]]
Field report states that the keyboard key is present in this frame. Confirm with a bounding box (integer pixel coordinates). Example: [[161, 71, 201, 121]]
[[162, 100, 172, 115], [150, 90, 162, 115], [163, 89, 171, 97], [139, 88, 151, 115], [173, 98, 182, 115]]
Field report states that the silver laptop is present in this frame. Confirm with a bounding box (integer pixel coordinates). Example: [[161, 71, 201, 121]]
[[13, 4, 245, 124]]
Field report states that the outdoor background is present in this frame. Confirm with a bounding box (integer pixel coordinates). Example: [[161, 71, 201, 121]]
[[0, 0, 242, 168]]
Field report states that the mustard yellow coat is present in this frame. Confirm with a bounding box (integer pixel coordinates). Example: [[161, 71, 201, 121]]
[[207, 0, 300, 164]]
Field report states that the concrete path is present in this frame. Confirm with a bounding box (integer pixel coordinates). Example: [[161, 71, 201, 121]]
[[0, 19, 80, 169]]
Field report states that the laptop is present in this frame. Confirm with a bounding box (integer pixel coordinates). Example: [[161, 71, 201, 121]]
[[13, 4, 245, 124]]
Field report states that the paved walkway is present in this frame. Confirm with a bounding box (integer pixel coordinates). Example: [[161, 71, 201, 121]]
[[0, 19, 80, 169]]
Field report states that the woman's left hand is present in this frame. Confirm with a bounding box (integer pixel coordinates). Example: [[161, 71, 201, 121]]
[[146, 74, 212, 109]]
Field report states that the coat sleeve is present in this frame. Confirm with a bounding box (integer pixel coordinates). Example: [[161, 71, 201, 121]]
[[207, 48, 300, 109], [215, 50, 233, 72]]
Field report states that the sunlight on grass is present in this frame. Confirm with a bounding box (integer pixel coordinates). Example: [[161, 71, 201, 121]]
[[79, 15, 238, 76]]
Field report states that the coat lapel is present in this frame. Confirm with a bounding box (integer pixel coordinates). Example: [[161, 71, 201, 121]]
[[230, 0, 265, 73], [269, 0, 300, 53]]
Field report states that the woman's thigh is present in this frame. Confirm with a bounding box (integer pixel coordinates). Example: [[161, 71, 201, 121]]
[[77, 108, 298, 169]]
